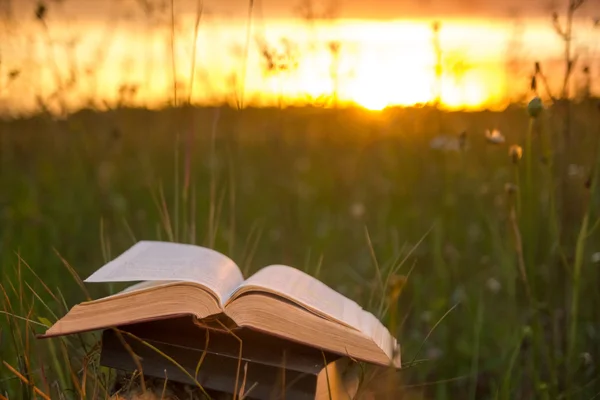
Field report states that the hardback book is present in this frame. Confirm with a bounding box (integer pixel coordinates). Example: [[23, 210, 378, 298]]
[[40, 241, 401, 368], [101, 316, 363, 400]]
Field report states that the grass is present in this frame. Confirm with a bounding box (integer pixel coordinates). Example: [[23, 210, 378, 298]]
[[1, 101, 600, 399]]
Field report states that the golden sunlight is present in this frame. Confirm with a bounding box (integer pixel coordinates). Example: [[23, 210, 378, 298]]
[[0, 16, 573, 113]]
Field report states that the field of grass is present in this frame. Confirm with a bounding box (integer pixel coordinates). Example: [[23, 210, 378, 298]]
[[1, 102, 599, 399]]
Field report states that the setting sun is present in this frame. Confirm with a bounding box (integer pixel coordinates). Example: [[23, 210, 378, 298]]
[[349, 83, 390, 111]]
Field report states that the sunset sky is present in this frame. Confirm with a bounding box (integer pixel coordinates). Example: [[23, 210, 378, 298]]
[[5, 0, 598, 20], [0, 0, 599, 113], [217, 0, 599, 19]]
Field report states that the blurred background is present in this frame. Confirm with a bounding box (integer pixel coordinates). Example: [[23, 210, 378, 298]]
[[1, 0, 600, 399], [0, 0, 600, 113]]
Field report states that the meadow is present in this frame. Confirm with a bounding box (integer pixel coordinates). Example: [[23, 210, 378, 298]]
[[1, 97, 599, 398], [1, 1, 600, 398]]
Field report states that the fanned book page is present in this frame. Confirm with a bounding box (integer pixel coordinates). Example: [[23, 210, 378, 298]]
[[230, 265, 366, 331], [228, 265, 400, 362], [85, 241, 244, 303]]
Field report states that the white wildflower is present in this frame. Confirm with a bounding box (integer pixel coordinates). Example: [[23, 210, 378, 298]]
[[509, 145, 523, 164], [581, 352, 593, 366], [451, 286, 467, 303], [486, 277, 502, 294], [485, 129, 505, 144], [429, 135, 461, 152], [568, 164, 585, 178], [592, 252, 600, 264]]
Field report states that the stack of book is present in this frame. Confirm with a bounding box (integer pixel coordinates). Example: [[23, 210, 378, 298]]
[[41, 241, 401, 399]]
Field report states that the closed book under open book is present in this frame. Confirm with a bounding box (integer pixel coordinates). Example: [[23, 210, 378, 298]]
[[41, 241, 401, 368], [100, 316, 362, 399]]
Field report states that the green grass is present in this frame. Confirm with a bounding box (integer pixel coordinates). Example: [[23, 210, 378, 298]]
[[1, 103, 600, 399]]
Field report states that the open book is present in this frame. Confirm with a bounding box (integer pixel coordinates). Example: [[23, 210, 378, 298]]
[[41, 241, 401, 368]]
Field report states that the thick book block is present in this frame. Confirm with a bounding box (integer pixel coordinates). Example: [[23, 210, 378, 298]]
[[42, 241, 401, 369], [100, 316, 360, 400]]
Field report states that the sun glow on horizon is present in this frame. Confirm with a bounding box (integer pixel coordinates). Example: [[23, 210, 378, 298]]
[[0, 16, 583, 113]]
